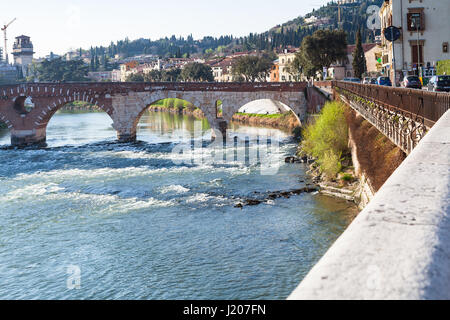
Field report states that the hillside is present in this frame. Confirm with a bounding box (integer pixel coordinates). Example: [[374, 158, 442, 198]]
[[83, 0, 384, 61]]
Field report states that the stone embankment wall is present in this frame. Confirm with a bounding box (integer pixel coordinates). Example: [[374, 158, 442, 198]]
[[346, 108, 406, 208]]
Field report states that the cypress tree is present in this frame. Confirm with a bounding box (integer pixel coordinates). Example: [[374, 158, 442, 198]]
[[90, 56, 95, 72], [352, 29, 367, 79]]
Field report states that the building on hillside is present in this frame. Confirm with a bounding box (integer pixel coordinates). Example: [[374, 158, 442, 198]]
[[304, 16, 318, 25], [111, 69, 121, 82], [328, 43, 382, 80], [211, 58, 234, 82], [304, 16, 332, 27], [278, 49, 298, 82], [12, 35, 34, 78], [65, 51, 81, 61], [380, 0, 450, 85], [269, 61, 280, 82], [337, 0, 360, 4], [120, 61, 139, 81]]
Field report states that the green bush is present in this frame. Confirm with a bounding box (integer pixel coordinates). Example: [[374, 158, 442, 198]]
[[341, 173, 354, 182], [151, 98, 193, 109], [301, 101, 348, 178], [437, 60, 450, 75], [321, 151, 342, 178]]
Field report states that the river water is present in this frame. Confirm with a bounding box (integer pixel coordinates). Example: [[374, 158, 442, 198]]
[[0, 111, 357, 300]]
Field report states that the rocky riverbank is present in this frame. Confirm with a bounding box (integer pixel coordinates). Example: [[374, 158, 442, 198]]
[[60, 101, 103, 112], [231, 112, 299, 132], [285, 154, 363, 208], [234, 186, 319, 208]]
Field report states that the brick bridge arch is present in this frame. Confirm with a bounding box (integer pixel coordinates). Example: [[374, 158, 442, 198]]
[[0, 82, 308, 147], [0, 84, 113, 146]]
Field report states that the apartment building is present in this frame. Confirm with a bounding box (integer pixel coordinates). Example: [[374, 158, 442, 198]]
[[278, 50, 298, 82], [380, 0, 450, 84]]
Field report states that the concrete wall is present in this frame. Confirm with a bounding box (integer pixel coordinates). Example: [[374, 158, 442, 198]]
[[289, 109, 450, 300]]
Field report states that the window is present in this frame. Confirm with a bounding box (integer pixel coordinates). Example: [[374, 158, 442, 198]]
[[444, 42, 449, 53], [410, 40, 425, 67], [407, 8, 425, 32]]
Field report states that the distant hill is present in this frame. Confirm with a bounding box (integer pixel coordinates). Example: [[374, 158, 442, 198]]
[[81, 0, 384, 62]]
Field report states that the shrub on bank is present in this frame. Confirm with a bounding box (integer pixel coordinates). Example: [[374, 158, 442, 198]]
[[151, 98, 194, 109], [437, 60, 450, 75], [301, 101, 349, 178]]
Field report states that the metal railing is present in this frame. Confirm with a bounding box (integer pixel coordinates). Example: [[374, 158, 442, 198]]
[[332, 81, 450, 154], [333, 81, 450, 128]]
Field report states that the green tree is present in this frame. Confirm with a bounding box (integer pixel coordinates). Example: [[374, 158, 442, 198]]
[[161, 68, 182, 82], [146, 70, 162, 82], [126, 73, 145, 82], [94, 55, 100, 71], [36, 58, 89, 82], [180, 63, 214, 82], [352, 29, 367, 79], [90, 57, 95, 72], [294, 29, 348, 79], [232, 55, 273, 82]]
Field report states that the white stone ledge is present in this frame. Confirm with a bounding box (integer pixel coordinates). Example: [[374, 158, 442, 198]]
[[288, 110, 450, 300]]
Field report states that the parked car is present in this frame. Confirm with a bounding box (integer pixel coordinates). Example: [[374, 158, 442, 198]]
[[362, 77, 371, 84], [427, 75, 450, 92], [401, 75, 422, 89], [377, 76, 392, 86], [370, 78, 378, 84], [343, 77, 361, 83]]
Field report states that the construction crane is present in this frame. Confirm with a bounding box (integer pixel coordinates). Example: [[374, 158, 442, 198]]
[[1, 18, 17, 64]]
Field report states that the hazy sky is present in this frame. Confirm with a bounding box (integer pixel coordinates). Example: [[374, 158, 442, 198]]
[[2, 0, 330, 58]]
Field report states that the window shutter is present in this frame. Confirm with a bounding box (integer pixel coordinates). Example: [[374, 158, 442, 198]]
[[420, 12, 425, 31], [407, 13, 413, 31]]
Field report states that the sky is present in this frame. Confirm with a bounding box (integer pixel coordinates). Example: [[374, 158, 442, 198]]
[[1, 0, 330, 58]]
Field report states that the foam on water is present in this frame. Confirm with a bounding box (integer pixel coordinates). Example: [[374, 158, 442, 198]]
[[0, 111, 357, 300]]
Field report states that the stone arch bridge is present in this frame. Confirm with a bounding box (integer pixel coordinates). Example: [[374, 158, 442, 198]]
[[0, 82, 313, 146]]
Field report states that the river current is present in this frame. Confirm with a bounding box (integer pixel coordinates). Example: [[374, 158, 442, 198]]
[[0, 111, 356, 299]]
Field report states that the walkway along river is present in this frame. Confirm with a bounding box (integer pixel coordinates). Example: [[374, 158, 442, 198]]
[[0, 110, 357, 299]]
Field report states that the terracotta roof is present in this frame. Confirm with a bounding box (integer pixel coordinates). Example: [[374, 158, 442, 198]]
[[347, 43, 377, 54]]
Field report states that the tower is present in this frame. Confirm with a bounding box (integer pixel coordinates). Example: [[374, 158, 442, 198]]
[[12, 35, 34, 77]]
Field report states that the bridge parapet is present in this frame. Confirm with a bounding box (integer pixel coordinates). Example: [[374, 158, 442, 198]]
[[0, 82, 308, 97], [333, 81, 450, 154]]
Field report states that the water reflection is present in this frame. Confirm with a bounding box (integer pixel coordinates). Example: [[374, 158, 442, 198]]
[[138, 110, 292, 144]]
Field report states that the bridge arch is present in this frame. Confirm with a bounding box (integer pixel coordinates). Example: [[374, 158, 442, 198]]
[[5, 90, 114, 147], [220, 93, 305, 128], [114, 92, 220, 143], [134, 97, 212, 142]]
